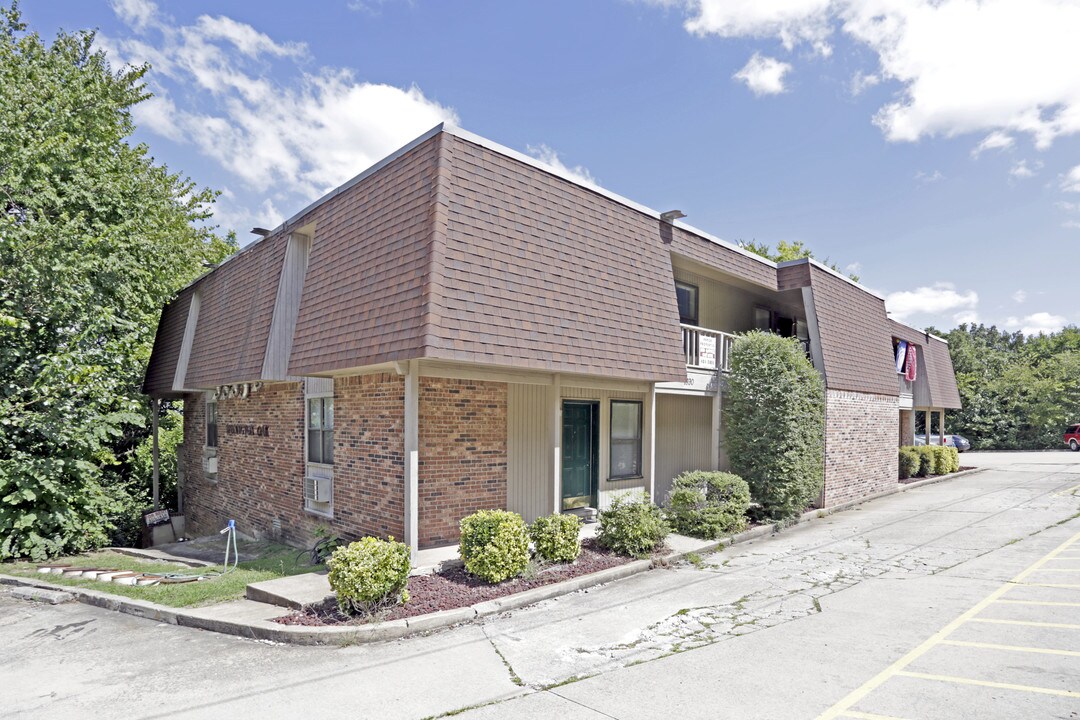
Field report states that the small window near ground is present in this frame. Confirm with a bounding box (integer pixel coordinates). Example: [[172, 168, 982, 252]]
[[307, 396, 334, 464], [206, 395, 218, 448], [610, 400, 642, 479]]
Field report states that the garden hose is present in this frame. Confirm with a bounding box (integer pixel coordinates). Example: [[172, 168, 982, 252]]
[[156, 520, 238, 583]]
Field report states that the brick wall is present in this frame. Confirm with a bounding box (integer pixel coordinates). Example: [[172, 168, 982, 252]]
[[418, 378, 508, 547], [823, 390, 899, 507], [180, 374, 407, 546], [181, 382, 306, 542], [333, 373, 405, 540]]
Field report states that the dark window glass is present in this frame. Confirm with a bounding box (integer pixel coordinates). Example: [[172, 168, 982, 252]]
[[675, 282, 699, 326], [610, 401, 642, 479], [307, 397, 334, 464], [206, 400, 218, 448]]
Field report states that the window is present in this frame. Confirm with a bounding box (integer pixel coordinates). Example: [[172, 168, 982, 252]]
[[307, 396, 334, 464], [675, 281, 699, 326], [206, 396, 218, 448], [610, 400, 642, 479]]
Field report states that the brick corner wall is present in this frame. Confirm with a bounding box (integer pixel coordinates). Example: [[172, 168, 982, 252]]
[[418, 378, 508, 547], [823, 389, 899, 507]]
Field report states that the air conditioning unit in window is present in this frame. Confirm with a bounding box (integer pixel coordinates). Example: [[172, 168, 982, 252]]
[[304, 475, 332, 503]]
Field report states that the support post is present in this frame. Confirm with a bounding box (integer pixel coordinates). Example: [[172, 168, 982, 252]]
[[711, 388, 722, 470], [404, 360, 419, 560], [646, 383, 657, 502], [939, 409, 946, 446], [151, 398, 160, 511], [549, 374, 562, 514]]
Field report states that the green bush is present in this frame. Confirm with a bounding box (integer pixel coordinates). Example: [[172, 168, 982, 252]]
[[327, 536, 411, 616], [913, 446, 935, 476], [725, 331, 825, 520], [944, 446, 960, 473], [459, 509, 530, 583], [529, 513, 582, 563], [596, 491, 669, 558], [898, 447, 920, 479], [927, 445, 959, 474], [664, 471, 750, 539]]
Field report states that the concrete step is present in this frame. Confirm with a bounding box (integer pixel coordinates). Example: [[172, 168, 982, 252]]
[[245, 572, 333, 610]]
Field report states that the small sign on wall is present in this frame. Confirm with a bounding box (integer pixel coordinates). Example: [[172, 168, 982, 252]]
[[699, 334, 717, 369], [225, 424, 270, 437]]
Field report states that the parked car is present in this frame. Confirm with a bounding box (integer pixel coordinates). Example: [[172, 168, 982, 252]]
[[1066, 424, 1080, 452], [914, 434, 970, 452]]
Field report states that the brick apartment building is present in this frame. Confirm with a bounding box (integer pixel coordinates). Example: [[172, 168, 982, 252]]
[[143, 124, 961, 554]]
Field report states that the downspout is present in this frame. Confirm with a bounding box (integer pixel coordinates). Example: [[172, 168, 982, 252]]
[[151, 398, 160, 511]]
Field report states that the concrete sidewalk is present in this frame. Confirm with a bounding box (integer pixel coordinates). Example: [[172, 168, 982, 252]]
[[2, 453, 1078, 719]]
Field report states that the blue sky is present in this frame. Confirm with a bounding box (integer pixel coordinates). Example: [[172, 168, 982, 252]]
[[24, 0, 1080, 335]]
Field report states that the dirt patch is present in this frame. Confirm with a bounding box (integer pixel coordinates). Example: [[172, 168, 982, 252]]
[[274, 539, 634, 626]]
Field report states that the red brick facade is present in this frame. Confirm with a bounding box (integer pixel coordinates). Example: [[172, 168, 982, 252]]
[[180, 374, 508, 549], [418, 378, 508, 547], [823, 390, 899, 507]]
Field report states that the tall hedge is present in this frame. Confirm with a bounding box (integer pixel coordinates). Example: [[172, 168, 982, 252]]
[[725, 331, 825, 519]]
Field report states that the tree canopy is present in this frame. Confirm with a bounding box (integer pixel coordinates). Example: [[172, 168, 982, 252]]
[[0, 4, 234, 559], [741, 239, 860, 282]]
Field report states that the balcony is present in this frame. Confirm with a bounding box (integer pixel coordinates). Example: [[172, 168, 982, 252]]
[[681, 324, 736, 373]]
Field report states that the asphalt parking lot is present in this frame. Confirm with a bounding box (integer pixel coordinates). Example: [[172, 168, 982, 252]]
[[2, 450, 1079, 719]]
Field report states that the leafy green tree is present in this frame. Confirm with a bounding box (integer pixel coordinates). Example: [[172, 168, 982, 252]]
[[725, 331, 825, 519], [0, 5, 233, 560], [741, 239, 860, 282]]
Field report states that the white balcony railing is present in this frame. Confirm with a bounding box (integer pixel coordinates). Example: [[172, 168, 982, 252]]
[[681, 324, 736, 372]]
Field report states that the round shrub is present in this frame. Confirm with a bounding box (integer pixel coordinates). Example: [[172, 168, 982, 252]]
[[913, 446, 935, 477], [725, 331, 825, 520], [944, 446, 960, 473], [596, 491, 669, 558], [898, 447, 920, 479], [665, 471, 750, 540], [327, 536, 411, 616], [459, 509, 530, 583], [530, 513, 582, 563]]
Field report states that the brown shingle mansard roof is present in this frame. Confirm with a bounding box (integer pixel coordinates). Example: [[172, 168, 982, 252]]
[[143, 124, 926, 397], [888, 319, 962, 409]]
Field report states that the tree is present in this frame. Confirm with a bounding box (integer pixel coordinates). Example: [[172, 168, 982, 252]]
[[725, 331, 825, 520], [0, 4, 234, 560], [741, 239, 860, 282]]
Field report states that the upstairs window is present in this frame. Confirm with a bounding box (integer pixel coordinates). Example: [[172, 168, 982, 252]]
[[307, 396, 334, 465], [675, 281, 699, 326], [610, 400, 643, 479]]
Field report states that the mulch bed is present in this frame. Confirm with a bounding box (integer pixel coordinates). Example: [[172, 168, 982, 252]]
[[898, 467, 975, 485], [273, 538, 634, 627]]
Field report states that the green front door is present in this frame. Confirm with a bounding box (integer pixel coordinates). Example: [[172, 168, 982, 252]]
[[562, 401, 599, 510]]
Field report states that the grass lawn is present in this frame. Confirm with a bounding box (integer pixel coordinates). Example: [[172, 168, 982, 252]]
[[3, 545, 322, 608]]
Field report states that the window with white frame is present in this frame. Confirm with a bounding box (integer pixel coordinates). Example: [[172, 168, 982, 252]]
[[610, 400, 643, 479], [307, 395, 334, 465]]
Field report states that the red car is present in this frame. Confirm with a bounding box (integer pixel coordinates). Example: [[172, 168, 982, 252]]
[[1066, 424, 1080, 452]]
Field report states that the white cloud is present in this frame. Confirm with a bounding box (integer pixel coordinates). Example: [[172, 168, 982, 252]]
[[102, 1, 458, 216], [953, 311, 979, 325], [1011, 290, 1027, 303], [526, 144, 598, 187], [1058, 201, 1080, 213], [1064, 220, 1080, 230], [733, 53, 793, 96], [1063, 165, 1080, 193], [971, 131, 1014, 158], [673, 1, 1080, 149], [1009, 159, 1042, 179], [914, 169, 944, 184], [885, 282, 978, 322], [849, 70, 880, 96], [844, 261, 862, 276], [1005, 312, 1067, 336]]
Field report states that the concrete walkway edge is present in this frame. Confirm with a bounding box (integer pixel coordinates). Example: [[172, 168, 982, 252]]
[[0, 468, 985, 646]]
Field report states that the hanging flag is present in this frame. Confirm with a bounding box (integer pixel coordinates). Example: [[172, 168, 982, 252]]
[[895, 341, 908, 374], [904, 344, 918, 382]]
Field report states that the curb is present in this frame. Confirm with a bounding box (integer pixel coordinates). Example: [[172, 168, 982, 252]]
[[2, 467, 988, 645]]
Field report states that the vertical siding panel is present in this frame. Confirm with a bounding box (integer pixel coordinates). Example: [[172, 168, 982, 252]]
[[654, 394, 713, 503], [507, 384, 550, 523]]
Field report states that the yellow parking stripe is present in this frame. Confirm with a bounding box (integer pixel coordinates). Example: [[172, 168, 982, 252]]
[[1032, 568, 1080, 572], [970, 618, 1080, 630], [895, 671, 1080, 699], [996, 599, 1080, 607], [1013, 582, 1080, 589], [840, 712, 911, 720], [815, 530, 1080, 720], [1056, 483, 1080, 496], [941, 640, 1080, 658]]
